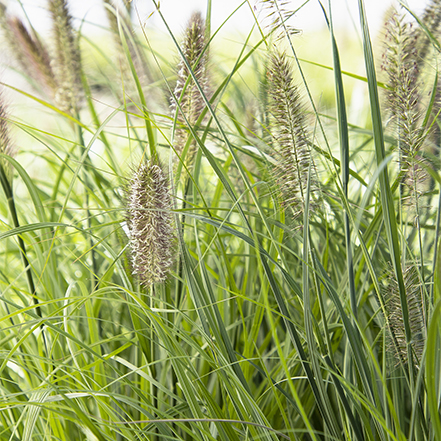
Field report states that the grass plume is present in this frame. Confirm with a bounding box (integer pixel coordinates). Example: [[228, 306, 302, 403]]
[[126, 159, 175, 288], [414, 0, 441, 65], [0, 2, 440, 439], [266, 50, 319, 222]]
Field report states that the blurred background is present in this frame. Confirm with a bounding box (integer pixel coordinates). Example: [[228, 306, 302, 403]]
[[1, 0, 432, 157], [2, 0, 430, 37]]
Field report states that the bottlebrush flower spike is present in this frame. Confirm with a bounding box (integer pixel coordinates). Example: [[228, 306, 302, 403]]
[[171, 11, 209, 175], [414, 0, 441, 64], [266, 50, 319, 221], [126, 160, 175, 288]]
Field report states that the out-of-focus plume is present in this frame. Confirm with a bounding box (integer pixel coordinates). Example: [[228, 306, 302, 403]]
[[0, 7, 57, 97], [0, 89, 15, 184], [48, 0, 83, 115]]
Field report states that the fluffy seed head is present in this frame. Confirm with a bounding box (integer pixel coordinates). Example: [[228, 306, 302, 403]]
[[414, 0, 441, 65], [266, 50, 319, 221], [171, 12, 209, 176], [48, 0, 82, 114], [126, 160, 175, 288]]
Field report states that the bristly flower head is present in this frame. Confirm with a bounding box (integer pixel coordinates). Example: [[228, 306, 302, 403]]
[[48, 0, 82, 115], [126, 159, 175, 288], [171, 11, 209, 176], [0, 89, 15, 184], [266, 50, 319, 221], [414, 0, 441, 64]]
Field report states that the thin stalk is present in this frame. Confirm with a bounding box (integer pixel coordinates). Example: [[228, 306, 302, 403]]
[[150, 285, 158, 441], [74, 117, 98, 293], [0, 165, 39, 317], [205, 0, 212, 42], [358, 0, 414, 377], [327, 0, 357, 319], [413, 183, 427, 326], [431, 188, 441, 304]]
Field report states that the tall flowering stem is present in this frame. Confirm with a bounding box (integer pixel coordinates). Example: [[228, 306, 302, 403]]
[[126, 160, 175, 288], [414, 0, 441, 65], [382, 8, 430, 305], [0, 91, 40, 318], [0, 91, 14, 185]]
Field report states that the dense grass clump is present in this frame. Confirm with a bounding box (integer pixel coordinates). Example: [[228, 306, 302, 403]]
[[0, 0, 441, 440]]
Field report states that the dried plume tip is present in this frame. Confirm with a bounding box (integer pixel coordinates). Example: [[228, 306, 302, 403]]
[[260, 0, 300, 40], [382, 9, 422, 154], [413, 0, 441, 65], [266, 50, 319, 221], [126, 160, 175, 288], [381, 9, 430, 208], [48, 0, 83, 115], [103, 0, 152, 94], [0, 9, 57, 97], [384, 263, 426, 367], [103, 0, 133, 82], [171, 12, 209, 175], [0, 90, 15, 184]]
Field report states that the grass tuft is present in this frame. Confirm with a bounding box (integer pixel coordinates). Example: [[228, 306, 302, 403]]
[[0, 1, 440, 439]]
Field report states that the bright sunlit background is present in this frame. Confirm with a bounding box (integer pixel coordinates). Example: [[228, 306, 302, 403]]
[[1, 0, 432, 121], [3, 0, 430, 38]]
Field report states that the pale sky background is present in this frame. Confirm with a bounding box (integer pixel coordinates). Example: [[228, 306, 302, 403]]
[[3, 0, 431, 38]]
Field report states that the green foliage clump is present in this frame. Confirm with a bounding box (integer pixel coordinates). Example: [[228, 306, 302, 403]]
[[0, 1, 441, 440]]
